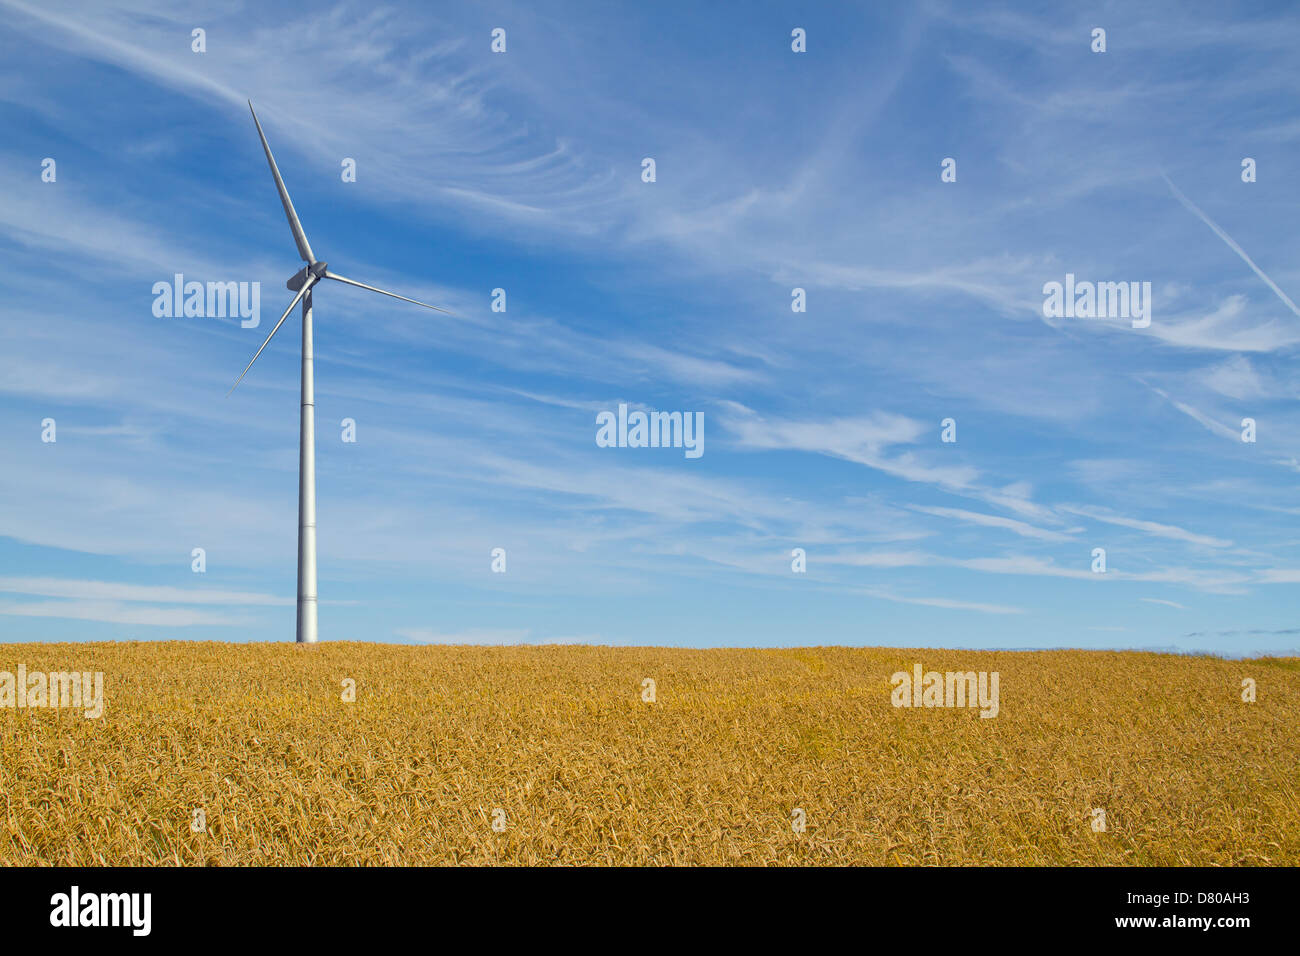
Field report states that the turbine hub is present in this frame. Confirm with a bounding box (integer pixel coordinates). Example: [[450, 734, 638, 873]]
[[286, 262, 326, 291]]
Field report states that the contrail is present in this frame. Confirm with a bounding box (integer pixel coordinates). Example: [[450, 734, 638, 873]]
[[1162, 172, 1300, 320]]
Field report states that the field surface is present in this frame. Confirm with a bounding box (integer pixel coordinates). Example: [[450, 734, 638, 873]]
[[1, 642, 1297, 866]]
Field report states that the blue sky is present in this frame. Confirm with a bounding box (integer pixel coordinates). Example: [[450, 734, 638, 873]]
[[1, 1, 1298, 655]]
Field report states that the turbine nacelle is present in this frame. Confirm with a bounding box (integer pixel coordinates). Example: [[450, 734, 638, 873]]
[[286, 261, 328, 291], [232, 103, 452, 399]]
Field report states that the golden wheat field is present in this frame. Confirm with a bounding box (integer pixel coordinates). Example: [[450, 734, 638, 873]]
[[0, 641, 1296, 866]]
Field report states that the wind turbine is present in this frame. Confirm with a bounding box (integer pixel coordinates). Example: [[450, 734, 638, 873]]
[[230, 101, 450, 643]]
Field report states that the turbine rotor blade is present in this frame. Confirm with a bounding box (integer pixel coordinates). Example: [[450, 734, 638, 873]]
[[227, 276, 317, 396], [323, 270, 452, 314], [248, 101, 315, 264]]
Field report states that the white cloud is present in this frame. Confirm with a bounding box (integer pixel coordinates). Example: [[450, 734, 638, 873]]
[[1257, 569, 1300, 584], [1201, 356, 1267, 400], [0, 577, 289, 605], [1142, 295, 1300, 353], [855, 588, 1024, 615], [1059, 506, 1232, 548], [908, 505, 1077, 541], [0, 599, 247, 627]]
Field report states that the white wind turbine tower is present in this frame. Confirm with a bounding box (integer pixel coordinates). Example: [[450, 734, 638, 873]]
[[230, 101, 451, 643]]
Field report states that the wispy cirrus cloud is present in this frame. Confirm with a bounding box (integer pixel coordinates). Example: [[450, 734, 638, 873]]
[[0, 600, 250, 628], [0, 577, 289, 605], [1142, 598, 1186, 609], [1058, 506, 1232, 549], [853, 587, 1025, 615], [908, 505, 1078, 541]]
